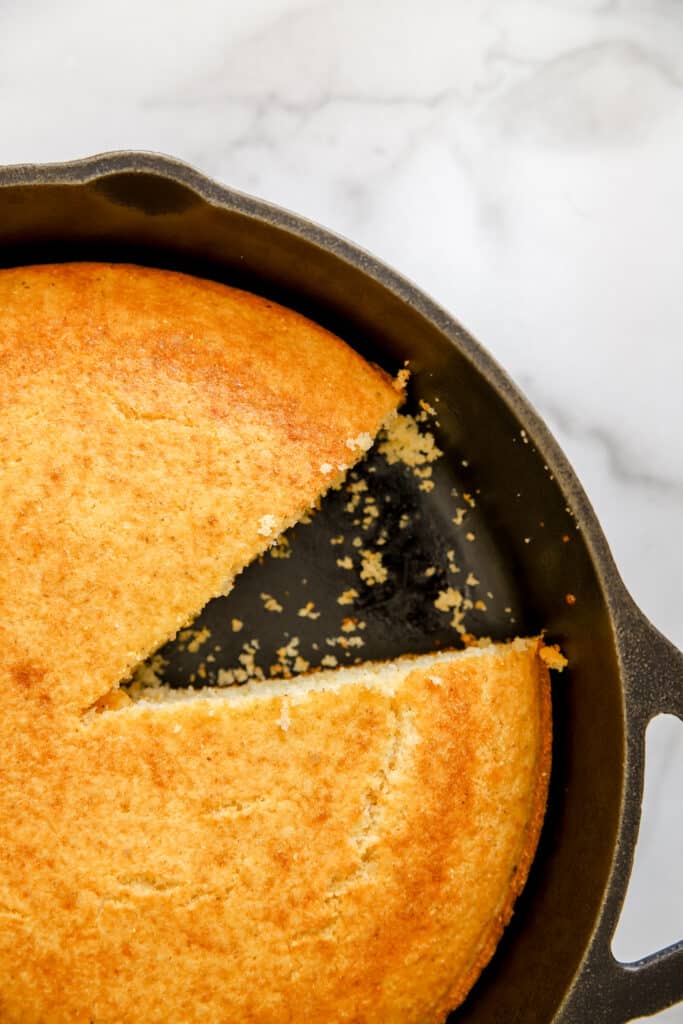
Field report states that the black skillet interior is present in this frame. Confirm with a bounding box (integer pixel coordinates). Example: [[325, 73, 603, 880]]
[[0, 161, 629, 1023]]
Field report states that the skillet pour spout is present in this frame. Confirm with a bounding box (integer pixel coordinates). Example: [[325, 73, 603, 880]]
[[0, 152, 681, 1023]]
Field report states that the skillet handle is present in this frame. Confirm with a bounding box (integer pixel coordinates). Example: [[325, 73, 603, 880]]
[[613, 619, 683, 1021], [561, 612, 683, 1023]]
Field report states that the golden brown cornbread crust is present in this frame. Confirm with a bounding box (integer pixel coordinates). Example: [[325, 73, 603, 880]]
[[0, 262, 401, 713], [0, 641, 550, 1023]]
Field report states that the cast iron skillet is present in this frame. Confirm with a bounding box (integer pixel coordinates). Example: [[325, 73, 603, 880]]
[[0, 153, 681, 1023]]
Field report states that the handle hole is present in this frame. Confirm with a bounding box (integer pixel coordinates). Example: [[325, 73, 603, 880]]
[[612, 714, 683, 965]]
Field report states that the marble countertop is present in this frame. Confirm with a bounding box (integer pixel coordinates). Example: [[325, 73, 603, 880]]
[[2, 0, 681, 1018]]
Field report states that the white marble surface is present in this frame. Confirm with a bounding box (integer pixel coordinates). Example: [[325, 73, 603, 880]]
[[1, 0, 682, 1017]]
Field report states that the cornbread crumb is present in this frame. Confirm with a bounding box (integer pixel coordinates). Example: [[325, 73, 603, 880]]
[[345, 479, 368, 516], [462, 634, 493, 648], [260, 593, 283, 614], [336, 556, 354, 570], [269, 535, 292, 559], [452, 508, 467, 526], [325, 635, 365, 649], [337, 589, 358, 606], [128, 652, 168, 694], [361, 496, 380, 528], [297, 602, 320, 620], [394, 366, 410, 390], [360, 549, 388, 586], [273, 636, 306, 677], [539, 644, 568, 671], [434, 589, 462, 613], [178, 626, 211, 653], [378, 413, 442, 469], [217, 640, 265, 686], [231, 619, 243, 633], [434, 588, 467, 634]]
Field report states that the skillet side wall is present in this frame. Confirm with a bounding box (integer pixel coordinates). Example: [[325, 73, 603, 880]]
[[0, 169, 625, 1024]]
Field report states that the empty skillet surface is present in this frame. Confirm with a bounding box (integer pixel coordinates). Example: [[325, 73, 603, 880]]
[[0, 153, 680, 1023]]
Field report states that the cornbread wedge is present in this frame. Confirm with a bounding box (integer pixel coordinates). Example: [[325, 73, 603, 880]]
[[0, 264, 552, 1023], [0, 262, 402, 713]]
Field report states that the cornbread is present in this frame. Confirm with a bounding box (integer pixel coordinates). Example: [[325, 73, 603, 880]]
[[0, 263, 552, 1022], [0, 262, 402, 713]]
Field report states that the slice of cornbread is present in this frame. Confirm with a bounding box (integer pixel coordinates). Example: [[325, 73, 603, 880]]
[[0, 262, 402, 713]]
